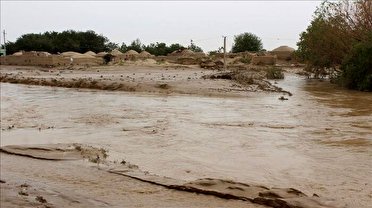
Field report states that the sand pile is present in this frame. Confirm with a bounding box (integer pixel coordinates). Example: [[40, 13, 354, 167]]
[[12, 51, 23, 56], [169, 49, 195, 56], [271, 46, 295, 61], [272, 46, 295, 52], [38, 52, 52, 57], [125, 50, 139, 55], [143, 58, 157, 64], [139, 51, 152, 58], [180, 49, 194, 56], [96, 52, 108, 57], [84, 51, 96, 56], [61, 51, 82, 57], [111, 49, 123, 56]]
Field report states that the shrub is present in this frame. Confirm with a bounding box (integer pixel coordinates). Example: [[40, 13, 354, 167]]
[[240, 56, 251, 64], [265, 67, 284, 79]]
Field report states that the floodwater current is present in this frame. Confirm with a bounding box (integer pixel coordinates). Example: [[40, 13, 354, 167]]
[[1, 74, 371, 207]]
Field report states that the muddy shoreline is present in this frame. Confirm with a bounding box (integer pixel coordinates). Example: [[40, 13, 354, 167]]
[[0, 65, 292, 97], [0, 144, 340, 208]]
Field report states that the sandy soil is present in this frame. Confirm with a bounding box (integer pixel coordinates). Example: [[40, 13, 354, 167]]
[[0, 64, 291, 97]]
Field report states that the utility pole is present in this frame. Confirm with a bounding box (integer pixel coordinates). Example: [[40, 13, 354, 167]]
[[223, 36, 227, 70]]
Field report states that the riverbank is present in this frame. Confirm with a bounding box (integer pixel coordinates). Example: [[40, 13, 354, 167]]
[[0, 144, 340, 208], [0, 64, 292, 98], [1, 65, 371, 207]]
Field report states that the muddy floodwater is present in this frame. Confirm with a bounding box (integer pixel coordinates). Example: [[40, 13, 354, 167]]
[[1, 74, 372, 207]]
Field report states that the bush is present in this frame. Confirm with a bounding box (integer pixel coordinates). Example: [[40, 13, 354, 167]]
[[337, 36, 372, 91], [240, 56, 251, 64], [265, 67, 284, 79]]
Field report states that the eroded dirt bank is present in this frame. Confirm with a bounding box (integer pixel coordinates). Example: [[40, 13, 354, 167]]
[[0, 65, 291, 97], [0, 144, 340, 208]]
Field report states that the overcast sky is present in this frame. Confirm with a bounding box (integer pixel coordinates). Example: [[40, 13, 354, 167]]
[[0, 1, 321, 52]]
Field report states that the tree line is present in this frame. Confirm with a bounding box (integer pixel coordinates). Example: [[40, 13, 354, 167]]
[[296, 0, 372, 91], [3, 30, 204, 56], [118, 38, 203, 56], [5, 30, 117, 54], [2, 29, 267, 56]]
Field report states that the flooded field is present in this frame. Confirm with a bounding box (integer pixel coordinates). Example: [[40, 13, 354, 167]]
[[1, 74, 371, 207]]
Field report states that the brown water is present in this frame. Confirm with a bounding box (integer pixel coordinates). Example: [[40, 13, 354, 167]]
[[1, 74, 371, 207]]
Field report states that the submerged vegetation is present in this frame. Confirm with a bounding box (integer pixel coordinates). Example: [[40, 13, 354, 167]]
[[297, 0, 372, 91]]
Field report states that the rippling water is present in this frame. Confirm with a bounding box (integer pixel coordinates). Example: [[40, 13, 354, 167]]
[[1, 74, 371, 207]]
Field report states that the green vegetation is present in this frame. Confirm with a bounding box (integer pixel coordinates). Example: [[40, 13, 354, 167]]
[[4, 30, 204, 56], [297, 0, 372, 91], [188, 41, 203, 53], [231, 32, 263, 53], [144, 42, 185, 56], [337, 34, 372, 91], [118, 39, 203, 56], [120, 39, 143, 53], [5, 30, 117, 54]]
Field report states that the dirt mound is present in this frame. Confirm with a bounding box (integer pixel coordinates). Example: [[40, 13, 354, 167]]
[[272, 46, 295, 52], [110, 49, 123, 56], [170, 49, 195, 57], [125, 50, 139, 55], [141, 58, 157, 65], [139, 51, 152, 58], [39, 51, 52, 56], [12, 51, 23, 56], [61, 51, 82, 57], [96, 52, 108, 57], [84, 51, 96, 56], [180, 49, 194, 56]]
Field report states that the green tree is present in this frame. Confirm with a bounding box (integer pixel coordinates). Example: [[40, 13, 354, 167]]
[[296, 0, 372, 90], [231, 32, 263, 53], [5, 30, 114, 54], [143, 42, 186, 56], [126, 39, 143, 53], [296, 17, 350, 73], [338, 33, 372, 91], [168, 43, 185, 54]]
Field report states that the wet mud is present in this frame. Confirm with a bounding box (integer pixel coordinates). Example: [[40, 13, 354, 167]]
[[1, 144, 340, 208]]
